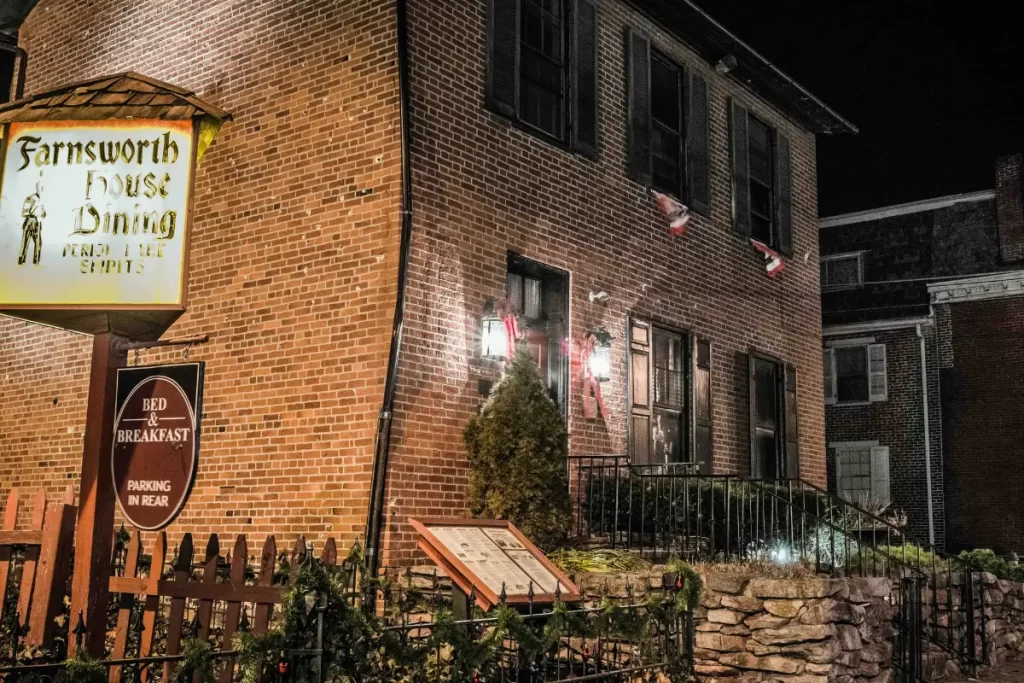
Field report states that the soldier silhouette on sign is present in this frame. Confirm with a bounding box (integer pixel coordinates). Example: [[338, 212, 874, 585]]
[[18, 183, 45, 266]]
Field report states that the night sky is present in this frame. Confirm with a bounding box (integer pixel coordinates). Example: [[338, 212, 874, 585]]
[[702, 0, 1024, 217], [4, 4, 1022, 217]]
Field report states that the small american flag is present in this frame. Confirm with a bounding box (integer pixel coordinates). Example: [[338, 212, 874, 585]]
[[652, 191, 690, 236], [750, 239, 786, 277]]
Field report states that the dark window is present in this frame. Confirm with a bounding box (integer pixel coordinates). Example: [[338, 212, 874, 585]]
[[507, 254, 569, 414], [729, 100, 793, 254], [626, 30, 710, 213], [820, 253, 863, 290], [0, 49, 14, 105], [748, 115, 773, 244], [629, 320, 702, 467], [520, 0, 564, 138], [835, 347, 868, 403], [749, 354, 797, 480], [650, 52, 684, 198], [487, 0, 599, 155]]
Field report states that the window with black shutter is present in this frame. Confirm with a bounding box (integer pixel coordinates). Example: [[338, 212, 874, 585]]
[[487, 0, 599, 156], [748, 353, 797, 480], [729, 101, 793, 254], [629, 320, 712, 468], [626, 32, 710, 215]]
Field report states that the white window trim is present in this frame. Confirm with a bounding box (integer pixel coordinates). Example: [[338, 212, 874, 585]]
[[820, 251, 865, 291]]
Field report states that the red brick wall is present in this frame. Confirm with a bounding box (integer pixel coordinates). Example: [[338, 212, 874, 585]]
[[941, 297, 1024, 554], [1, 0, 404, 549], [824, 327, 945, 547], [379, 0, 828, 563], [996, 154, 1024, 263]]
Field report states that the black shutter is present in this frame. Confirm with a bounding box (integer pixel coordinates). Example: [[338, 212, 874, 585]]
[[693, 338, 713, 474], [729, 99, 751, 236], [748, 354, 759, 478], [628, 319, 652, 464], [626, 29, 651, 185], [784, 363, 800, 479], [487, 0, 520, 118], [775, 131, 793, 255], [572, 0, 599, 158], [686, 72, 710, 215]]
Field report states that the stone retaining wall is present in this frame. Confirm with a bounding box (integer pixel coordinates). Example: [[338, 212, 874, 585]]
[[578, 569, 895, 683]]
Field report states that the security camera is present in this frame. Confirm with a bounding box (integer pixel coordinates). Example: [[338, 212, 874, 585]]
[[589, 290, 610, 304]]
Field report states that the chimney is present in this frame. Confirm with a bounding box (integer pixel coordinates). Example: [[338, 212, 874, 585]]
[[996, 153, 1024, 263]]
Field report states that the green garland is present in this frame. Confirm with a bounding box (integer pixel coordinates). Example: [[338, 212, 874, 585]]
[[174, 637, 216, 683], [63, 649, 107, 683]]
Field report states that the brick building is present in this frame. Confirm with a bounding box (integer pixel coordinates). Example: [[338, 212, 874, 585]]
[[0, 0, 853, 566], [820, 154, 1024, 553]]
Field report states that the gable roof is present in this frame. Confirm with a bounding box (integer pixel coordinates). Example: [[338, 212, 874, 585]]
[[0, 72, 231, 124], [636, 0, 856, 135]]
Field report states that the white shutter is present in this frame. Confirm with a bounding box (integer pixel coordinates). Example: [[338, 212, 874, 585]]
[[823, 349, 837, 404], [868, 344, 887, 402], [870, 446, 891, 506]]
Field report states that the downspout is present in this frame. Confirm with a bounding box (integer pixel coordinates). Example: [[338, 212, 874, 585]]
[[363, 0, 414, 577], [917, 323, 936, 545]]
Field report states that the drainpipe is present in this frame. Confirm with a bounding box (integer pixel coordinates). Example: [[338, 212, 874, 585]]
[[364, 0, 414, 577], [917, 323, 936, 546]]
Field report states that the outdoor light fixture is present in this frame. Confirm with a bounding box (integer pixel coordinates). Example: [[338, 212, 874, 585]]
[[715, 54, 737, 74], [481, 310, 508, 359], [587, 326, 613, 382]]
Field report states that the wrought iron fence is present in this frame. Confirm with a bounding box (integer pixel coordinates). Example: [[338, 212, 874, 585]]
[[569, 454, 995, 679]]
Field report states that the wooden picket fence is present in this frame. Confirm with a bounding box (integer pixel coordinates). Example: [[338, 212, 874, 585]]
[[0, 487, 77, 648], [106, 530, 342, 683]]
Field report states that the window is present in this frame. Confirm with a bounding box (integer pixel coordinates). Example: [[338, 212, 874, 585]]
[[820, 253, 864, 290], [507, 254, 569, 414], [834, 444, 890, 507], [748, 354, 799, 480], [627, 320, 713, 471], [823, 344, 886, 405], [730, 100, 793, 254], [487, 0, 599, 157], [626, 31, 710, 215]]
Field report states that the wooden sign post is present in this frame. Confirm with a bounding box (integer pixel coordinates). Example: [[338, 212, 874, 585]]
[[410, 518, 581, 612]]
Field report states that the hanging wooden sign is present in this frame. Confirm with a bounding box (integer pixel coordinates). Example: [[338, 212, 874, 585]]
[[111, 362, 204, 530]]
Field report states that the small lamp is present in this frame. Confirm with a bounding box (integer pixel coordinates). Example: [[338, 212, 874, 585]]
[[588, 326, 613, 382], [481, 302, 508, 359]]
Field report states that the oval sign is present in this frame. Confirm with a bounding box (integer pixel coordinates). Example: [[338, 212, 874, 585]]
[[111, 373, 198, 530]]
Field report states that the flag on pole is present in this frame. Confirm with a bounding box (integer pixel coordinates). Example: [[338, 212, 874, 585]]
[[750, 239, 786, 277], [652, 190, 690, 236]]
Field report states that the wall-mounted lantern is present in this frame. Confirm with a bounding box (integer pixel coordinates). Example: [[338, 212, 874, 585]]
[[588, 327, 613, 382], [481, 299, 516, 360]]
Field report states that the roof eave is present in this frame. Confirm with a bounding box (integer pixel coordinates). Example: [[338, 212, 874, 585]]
[[633, 0, 857, 135]]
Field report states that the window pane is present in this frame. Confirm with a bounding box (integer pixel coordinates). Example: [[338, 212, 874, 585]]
[[754, 359, 777, 428], [748, 117, 771, 185], [520, 0, 563, 138], [836, 347, 869, 403], [756, 428, 777, 479], [827, 257, 860, 287], [653, 329, 684, 408], [838, 448, 873, 504], [652, 125, 681, 195], [524, 277, 542, 319], [653, 409, 683, 463], [651, 56, 680, 128], [507, 273, 523, 312]]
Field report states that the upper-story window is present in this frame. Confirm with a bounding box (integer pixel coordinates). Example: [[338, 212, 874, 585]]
[[626, 31, 710, 215], [824, 343, 887, 405], [730, 101, 794, 255], [487, 0, 599, 158], [820, 253, 864, 290]]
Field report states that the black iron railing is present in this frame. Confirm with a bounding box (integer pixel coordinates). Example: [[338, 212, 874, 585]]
[[569, 454, 993, 679]]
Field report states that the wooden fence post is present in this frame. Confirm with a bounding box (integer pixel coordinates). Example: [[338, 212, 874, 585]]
[[27, 485, 76, 647]]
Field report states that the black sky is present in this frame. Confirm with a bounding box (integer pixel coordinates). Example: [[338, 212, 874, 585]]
[[701, 0, 1024, 216]]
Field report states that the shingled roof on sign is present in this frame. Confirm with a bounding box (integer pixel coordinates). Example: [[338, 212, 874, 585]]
[[0, 72, 231, 123]]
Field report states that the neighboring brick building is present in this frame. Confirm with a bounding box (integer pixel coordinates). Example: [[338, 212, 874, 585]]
[[820, 155, 1024, 553], [0, 0, 854, 566]]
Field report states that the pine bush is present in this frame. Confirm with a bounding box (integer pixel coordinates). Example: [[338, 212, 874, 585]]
[[465, 347, 571, 551]]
